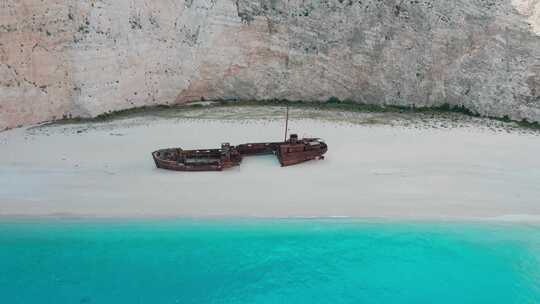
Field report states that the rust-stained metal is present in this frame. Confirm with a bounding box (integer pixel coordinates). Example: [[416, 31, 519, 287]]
[[284, 105, 289, 142], [152, 143, 242, 171], [151, 106, 328, 172], [152, 135, 327, 171]]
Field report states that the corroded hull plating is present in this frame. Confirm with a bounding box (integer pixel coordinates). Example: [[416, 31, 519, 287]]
[[277, 141, 328, 167], [152, 145, 242, 172], [152, 135, 327, 172]]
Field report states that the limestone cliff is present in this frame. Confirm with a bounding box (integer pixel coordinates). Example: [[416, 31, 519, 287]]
[[1, 0, 540, 129]]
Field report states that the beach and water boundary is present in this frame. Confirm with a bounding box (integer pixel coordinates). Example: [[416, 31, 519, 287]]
[[2, 105, 540, 303]]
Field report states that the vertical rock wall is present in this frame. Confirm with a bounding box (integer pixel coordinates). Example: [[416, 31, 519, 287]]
[[1, 0, 540, 129]]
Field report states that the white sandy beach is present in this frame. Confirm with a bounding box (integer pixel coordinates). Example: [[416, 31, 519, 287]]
[[1, 106, 539, 220]]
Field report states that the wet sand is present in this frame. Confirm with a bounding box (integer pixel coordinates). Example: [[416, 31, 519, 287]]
[[1, 106, 539, 220]]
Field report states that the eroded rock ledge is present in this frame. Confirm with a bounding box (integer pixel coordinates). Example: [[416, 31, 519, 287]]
[[1, 0, 540, 129]]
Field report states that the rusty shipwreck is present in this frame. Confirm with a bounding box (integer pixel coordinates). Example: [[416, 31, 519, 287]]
[[152, 107, 328, 171]]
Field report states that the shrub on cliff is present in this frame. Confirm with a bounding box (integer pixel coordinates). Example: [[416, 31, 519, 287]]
[[327, 96, 341, 104]]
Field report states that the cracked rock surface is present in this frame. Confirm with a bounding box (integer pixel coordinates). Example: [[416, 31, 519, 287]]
[[1, 0, 540, 129]]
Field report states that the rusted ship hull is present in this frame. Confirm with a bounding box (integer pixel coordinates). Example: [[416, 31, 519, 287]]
[[152, 145, 242, 172], [152, 135, 327, 172], [277, 144, 327, 167], [236, 142, 278, 156], [152, 154, 226, 171], [152, 106, 328, 172]]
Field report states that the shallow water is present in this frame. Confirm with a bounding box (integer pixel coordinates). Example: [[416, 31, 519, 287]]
[[1, 219, 539, 303]]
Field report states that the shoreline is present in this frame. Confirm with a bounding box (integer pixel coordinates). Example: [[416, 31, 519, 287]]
[[2, 106, 539, 221], [2, 214, 540, 224]]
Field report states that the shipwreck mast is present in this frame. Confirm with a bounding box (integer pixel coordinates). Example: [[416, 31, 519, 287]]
[[284, 105, 289, 142]]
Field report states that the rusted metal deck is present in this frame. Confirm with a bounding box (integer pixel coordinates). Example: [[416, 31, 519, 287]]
[[152, 106, 327, 172], [152, 134, 327, 172]]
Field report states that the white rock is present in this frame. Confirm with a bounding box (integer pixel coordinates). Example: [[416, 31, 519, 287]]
[[1, 0, 540, 129]]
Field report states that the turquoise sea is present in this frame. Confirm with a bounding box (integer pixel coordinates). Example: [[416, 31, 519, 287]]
[[1, 219, 540, 303]]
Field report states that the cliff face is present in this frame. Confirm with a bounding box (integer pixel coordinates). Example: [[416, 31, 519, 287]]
[[1, 0, 540, 129]]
